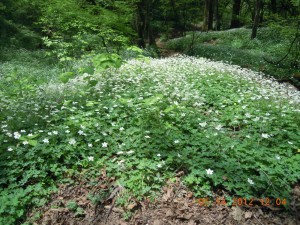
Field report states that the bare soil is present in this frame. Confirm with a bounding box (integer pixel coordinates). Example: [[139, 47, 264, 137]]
[[32, 173, 299, 225]]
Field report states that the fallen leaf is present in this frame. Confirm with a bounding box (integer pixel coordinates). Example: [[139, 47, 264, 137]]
[[127, 203, 137, 210], [245, 211, 252, 219], [165, 209, 174, 217], [231, 206, 243, 221]]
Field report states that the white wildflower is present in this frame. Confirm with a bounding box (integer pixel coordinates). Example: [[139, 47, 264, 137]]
[[43, 138, 49, 144], [215, 125, 222, 130], [199, 122, 207, 127], [14, 132, 21, 139], [102, 142, 108, 148], [261, 133, 270, 139], [206, 168, 214, 175], [88, 156, 94, 161], [68, 138, 76, 145], [127, 150, 134, 154], [247, 178, 254, 185]]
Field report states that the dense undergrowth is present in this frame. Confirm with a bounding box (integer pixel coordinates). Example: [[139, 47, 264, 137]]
[[0, 48, 300, 224], [166, 27, 300, 88]]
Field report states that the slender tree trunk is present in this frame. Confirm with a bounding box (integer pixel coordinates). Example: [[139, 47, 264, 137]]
[[203, 0, 214, 31], [208, 0, 214, 30], [136, 1, 146, 48], [230, 0, 242, 28], [251, 0, 262, 39], [260, 0, 264, 23], [214, 0, 221, 30], [270, 0, 276, 14], [203, 0, 209, 31]]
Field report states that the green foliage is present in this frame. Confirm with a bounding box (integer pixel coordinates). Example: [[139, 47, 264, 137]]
[[92, 53, 122, 72], [166, 28, 299, 86], [2, 52, 299, 223], [39, 0, 133, 60]]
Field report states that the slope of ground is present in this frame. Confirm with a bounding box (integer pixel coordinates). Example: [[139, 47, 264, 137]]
[[1, 54, 300, 224]]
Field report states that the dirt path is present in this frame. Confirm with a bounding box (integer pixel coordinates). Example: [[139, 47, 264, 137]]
[[156, 38, 181, 58]]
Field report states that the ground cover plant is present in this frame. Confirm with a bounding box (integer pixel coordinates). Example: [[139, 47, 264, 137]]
[[166, 27, 300, 87], [1, 51, 300, 223]]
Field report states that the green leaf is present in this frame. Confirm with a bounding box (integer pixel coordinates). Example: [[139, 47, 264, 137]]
[[59, 72, 75, 83], [28, 140, 37, 147]]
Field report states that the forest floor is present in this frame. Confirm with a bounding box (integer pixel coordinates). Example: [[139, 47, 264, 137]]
[[35, 176, 300, 225], [31, 44, 300, 225]]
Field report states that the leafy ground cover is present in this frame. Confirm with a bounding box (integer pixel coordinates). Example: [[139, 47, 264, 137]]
[[166, 28, 300, 88], [0, 51, 300, 224]]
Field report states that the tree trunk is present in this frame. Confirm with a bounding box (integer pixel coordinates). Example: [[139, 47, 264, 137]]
[[270, 0, 276, 14], [214, 0, 221, 30], [251, 0, 262, 39], [136, 1, 146, 48], [230, 0, 242, 28], [203, 0, 209, 31], [208, 0, 214, 30], [203, 0, 214, 31]]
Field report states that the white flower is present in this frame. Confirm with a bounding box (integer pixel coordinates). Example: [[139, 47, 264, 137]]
[[288, 141, 293, 145], [68, 138, 76, 145], [157, 164, 163, 168], [65, 130, 70, 134], [48, 132, 52, 135], [246, 135, 251, 138], [43, 138, 49, 144], [157, 154, 161, 157], [178, 153, 181, 157], [127, 150, 134, 154], [80, 125, 85, 129], [253, 117, 260, 122], [117, 159, 125, 166], [206, 168, 214, 175], [261, 133, 270, 139], [275, 155, 281, 160], [174, 140, 180, 144], [215, 125, 222, 131], [199, 122, 207, 127], [23, 141, 29, 145], [53, 131, 58, 135], [28, 133, 33, 137], [245, 113, 251, 118], [117, 151, 124, 155], [247, 178, 254, 185], [7, 147, 13, 151], [88, 156, 94, 161], [102, 142, 108, 148], [14, 132, 21, 139], [145, 135, 151, 139], [78, 130, 84, 135], [119, 127, 124, 131], [20, 130, 26, 133], [6, 133, 12, 137], [88, 143, 93, 147]]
